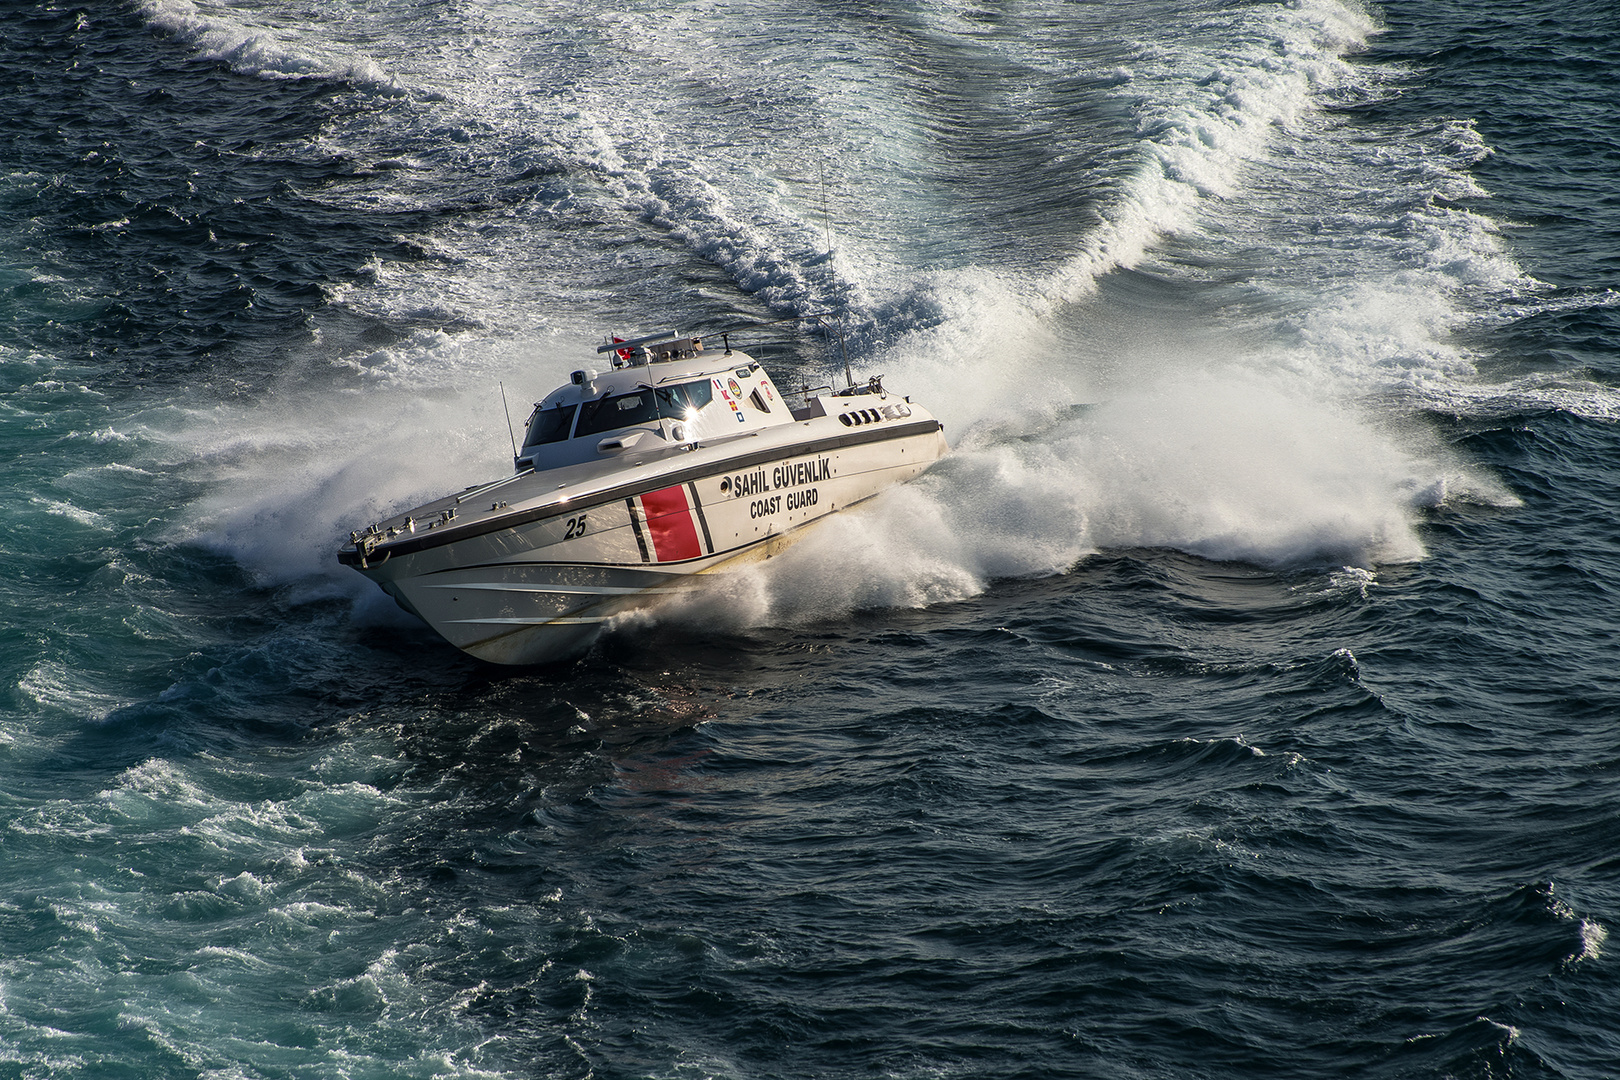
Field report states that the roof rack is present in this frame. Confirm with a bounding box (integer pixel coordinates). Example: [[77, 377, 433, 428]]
[[595, 329, 676, 355]]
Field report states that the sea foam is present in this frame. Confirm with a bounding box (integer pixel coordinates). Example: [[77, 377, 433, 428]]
[[157, 0, 1506, 637], [138, 0, 404, 94]]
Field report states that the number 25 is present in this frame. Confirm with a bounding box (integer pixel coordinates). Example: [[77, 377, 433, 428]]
[[564, 514, 588, 539]]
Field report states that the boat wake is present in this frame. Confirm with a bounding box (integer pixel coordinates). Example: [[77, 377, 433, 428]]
[[137, 0, 1540, 649]]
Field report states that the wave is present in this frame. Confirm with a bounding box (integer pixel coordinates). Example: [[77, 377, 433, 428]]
[[144, 0, 1528, 626], [138, 0, 405, 94], [1047, 0, 1383, 299]]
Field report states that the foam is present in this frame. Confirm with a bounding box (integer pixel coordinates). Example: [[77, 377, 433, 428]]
[[659, 375, 1449, 635], [1415, 375, 1620, 424], [101, 758, 211, 813], [1484, 287, 1620, 328], [29, 497, 111, 531], [1297, 569, 1376, 601], [17, 662, 91, 711], [1044, 0, 1381, 300], [138, 1, 404, 94], [158, 329, 566, 594], [154, 0, 1528, 638], [1057, 378, 1432, 566]]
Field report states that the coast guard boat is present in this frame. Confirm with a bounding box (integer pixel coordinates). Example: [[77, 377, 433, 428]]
[[338, 326, 948, 664]]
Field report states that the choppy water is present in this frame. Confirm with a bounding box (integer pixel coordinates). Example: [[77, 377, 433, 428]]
[[3, 0, 1619, 1076]]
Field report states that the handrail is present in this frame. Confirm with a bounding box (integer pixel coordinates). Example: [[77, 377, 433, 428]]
[[453, 469, 533, 506]]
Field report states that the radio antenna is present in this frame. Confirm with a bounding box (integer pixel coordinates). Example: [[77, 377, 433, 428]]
[[499, 382, 518, 460], [820, 157, 834, 258]]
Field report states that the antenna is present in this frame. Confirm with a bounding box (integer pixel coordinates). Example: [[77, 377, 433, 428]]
[[499, 382, 518, 461], [830, 315, 853, 390], [820, 157, 833, 258], [706, 312, 856, 390], [814, 162, 853, 386]]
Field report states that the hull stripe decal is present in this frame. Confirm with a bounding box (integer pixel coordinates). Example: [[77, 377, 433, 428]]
[[626, 498, 651, 563], [686, 481, 715, 554], [640, 484, 703, 562]]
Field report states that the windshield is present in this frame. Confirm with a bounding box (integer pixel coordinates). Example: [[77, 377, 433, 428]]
[[575, 390, 663, 437], [523, 403, 577, 446], [669, 378, 714, 413], [574, 380, 715, 438]]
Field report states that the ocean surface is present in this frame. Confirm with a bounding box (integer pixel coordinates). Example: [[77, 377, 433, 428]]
[[3, 0, 1618, 1076]]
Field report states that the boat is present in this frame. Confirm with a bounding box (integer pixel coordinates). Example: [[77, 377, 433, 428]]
[[337, 324, 949, 664]]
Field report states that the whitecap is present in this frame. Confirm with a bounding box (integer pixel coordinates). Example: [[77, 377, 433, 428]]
[[137, 0, 404, 95], [29, 497, 111, 530]]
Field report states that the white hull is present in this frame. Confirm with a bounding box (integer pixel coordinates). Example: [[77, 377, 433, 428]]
[[343, 408, 946, 664]]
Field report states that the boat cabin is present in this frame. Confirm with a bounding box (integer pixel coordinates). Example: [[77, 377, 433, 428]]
[[514, 333, 800, 473]]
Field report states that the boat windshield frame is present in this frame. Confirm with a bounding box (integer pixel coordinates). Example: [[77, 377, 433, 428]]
[[573, 379, 714, 439], [523, 403, 579, 447]]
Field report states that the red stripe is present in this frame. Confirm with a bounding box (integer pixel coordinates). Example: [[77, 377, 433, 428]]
[[639, 485, 702, 562]]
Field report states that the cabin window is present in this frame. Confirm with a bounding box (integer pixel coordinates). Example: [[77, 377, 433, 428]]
[[576, 391, 663, 436], [524, 403, 577, 446], [671, 379, 713, 414], [574, 380, 715, 437], [748, 388, 770, 413]]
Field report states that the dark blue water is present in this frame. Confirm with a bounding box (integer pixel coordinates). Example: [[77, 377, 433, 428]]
[[4, 0, 1619, 1076]]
